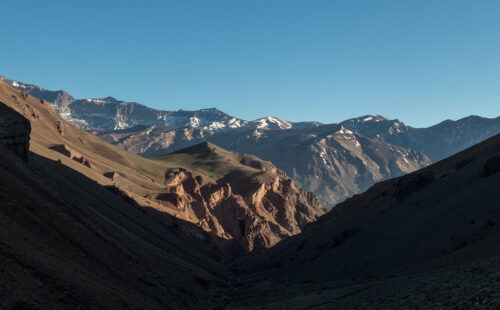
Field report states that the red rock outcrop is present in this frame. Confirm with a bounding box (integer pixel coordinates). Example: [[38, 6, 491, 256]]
[[154, 160, 325, 253]]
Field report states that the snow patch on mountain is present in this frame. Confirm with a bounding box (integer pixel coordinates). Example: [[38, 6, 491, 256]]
[[252, 117, 293, 130]]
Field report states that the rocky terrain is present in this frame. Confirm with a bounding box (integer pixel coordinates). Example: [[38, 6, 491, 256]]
[[223, 133, 500, 309], [0, 79, 323, 254], [1, 77, 319, 132], [1, 77, 499, 308], [101, 114, 500, 208], [342, 114, 500, 162], [151, 142, 324, 253], [3, 77, 431, 208], [0, 96, 230, 309], [100, 123, 430, 208], [4, 77, 500, 210]]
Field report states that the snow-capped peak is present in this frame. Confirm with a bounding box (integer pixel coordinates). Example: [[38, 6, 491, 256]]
[[253, 117, 292, 130], [337, 126, 354, 135]]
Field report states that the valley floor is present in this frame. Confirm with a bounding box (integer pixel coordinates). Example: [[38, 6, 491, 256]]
[[215, 256, 500, 309]]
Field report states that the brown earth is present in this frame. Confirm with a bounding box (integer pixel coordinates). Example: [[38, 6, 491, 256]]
[[0, 79, 324, 254], [0, 119, 229, 309]]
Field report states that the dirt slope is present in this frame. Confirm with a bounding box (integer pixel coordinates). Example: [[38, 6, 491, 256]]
[[223, 134, 500, 309], [0, 121, 229, 309]]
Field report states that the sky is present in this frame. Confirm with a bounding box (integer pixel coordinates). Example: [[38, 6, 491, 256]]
[[1, 0, 499, 127]]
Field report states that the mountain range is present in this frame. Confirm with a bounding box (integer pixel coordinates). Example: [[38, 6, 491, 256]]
[[5, 76, 500, 208], [225, 131, 500, 309], [1, 77, 318, 132], [0, 78, 323, 256], [0, 76, 499, 308], [341, 114, 500, 162]]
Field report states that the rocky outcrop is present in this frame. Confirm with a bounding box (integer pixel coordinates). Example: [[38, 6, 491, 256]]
[[0, 103, 31, 161], [154, 166, 324, 254], [50, 144, 92, 168]]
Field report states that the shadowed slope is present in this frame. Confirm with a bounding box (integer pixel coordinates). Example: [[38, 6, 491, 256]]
[[223, 134, 500, 309], [0, 147, 231, 309]]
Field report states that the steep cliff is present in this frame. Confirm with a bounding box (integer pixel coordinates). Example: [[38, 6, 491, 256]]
[[153, 143, 324, 253]]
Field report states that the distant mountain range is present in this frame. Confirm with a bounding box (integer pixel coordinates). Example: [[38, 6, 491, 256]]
[[1, 76, 500, 308], [1, 77, 319, 132], [342, 114, 500, 162], [4, 76, 500, 208]]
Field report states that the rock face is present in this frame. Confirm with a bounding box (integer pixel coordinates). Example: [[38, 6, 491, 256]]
[[0, 103, 30, 161], [153, 143, 325, 253]]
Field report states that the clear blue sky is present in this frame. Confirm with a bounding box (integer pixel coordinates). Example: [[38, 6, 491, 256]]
[[1, 0, 499, 127]]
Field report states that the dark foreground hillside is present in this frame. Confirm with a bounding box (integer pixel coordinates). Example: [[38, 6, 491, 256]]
[[222, 134, 500, 309], [0, 143, 230, 309]]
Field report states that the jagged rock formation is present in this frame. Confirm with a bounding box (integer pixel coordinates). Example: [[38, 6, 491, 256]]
[[153, 143, 324, 253], [0, 103, 30, 161]]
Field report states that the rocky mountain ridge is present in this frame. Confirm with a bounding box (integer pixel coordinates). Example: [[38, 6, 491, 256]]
[[0, 78, 324, 254], [5, 76, 500, 209], [100, 122, 431, 207], [1, 76, 499, 309], [342, 114, 500, 162], [1, 77, 319, 132], [225, 133, 500, 309]]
